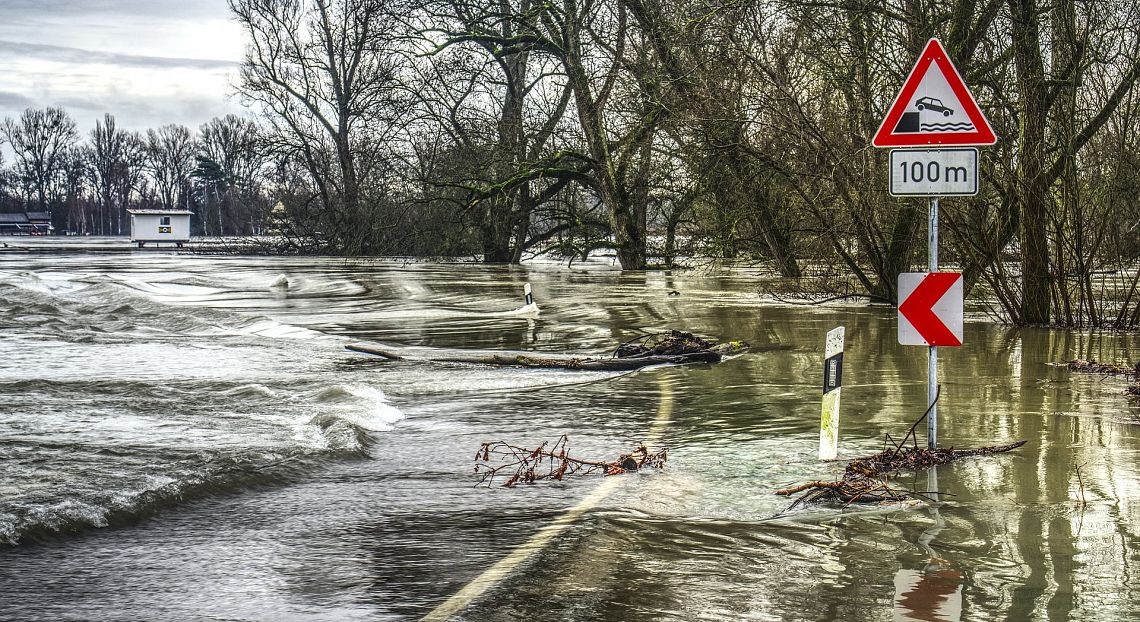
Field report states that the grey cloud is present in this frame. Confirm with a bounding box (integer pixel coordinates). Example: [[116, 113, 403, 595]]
[[0, 92, 248, 134], [0, 91, 37, 110], [0, 40, 237, 71], [0, 0, 222, 22]]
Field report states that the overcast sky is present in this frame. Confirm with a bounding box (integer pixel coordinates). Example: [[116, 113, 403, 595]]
[[0, 0, 248, 135]]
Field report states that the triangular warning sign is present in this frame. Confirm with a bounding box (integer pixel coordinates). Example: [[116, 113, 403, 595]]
[[873, 38, 996, 147]]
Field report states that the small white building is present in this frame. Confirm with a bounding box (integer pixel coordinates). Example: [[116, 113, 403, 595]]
[[127, 210, 193, 248]]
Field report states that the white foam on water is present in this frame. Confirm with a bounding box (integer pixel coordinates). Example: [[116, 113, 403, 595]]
[[310, 384, 405, 431], [299, 383, 408, 451], [238, 318, 330, 340], [498, 302, 540, 317]]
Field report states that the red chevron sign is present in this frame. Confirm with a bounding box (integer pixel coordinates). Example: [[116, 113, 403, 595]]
[[898, 272, 963, 346]]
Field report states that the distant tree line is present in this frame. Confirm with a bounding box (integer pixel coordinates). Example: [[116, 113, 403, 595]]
[[222, 0, 1140, 328], [0, 109, 272, 237], [6, 0, 1138, 330]]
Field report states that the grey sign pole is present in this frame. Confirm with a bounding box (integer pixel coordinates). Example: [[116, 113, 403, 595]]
[[928, 197, 939, 448]]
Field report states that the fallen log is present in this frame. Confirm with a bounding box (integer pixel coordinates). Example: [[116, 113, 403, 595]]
[[346, 330, 750, 371]]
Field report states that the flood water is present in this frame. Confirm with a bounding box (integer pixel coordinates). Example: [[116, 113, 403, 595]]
[[2, 238, 1139, 621]]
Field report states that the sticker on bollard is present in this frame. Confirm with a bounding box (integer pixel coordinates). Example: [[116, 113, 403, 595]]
[[819, 326, 845, 460]]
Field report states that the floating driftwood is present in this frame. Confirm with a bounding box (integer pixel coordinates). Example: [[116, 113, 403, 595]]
[[474, 435, 666, 487], [1066, 359, 1140, 397], [1067, 359, 1139, 377], [777, 396, 1027, 508], [346, 330, 750, 371]]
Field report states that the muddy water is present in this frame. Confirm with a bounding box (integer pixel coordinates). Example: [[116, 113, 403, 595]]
[[1, 240, 1138, 621]]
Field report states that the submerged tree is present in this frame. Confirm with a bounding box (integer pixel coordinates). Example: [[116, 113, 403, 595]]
[[230, 0, 409, 253]]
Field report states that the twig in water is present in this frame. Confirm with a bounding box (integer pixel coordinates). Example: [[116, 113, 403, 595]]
[[1075, 462, 1087, 507], [474, 435, 667, 487]]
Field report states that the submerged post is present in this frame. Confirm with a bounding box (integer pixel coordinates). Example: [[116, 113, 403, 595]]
[[928, 197, 938, 449], [819, 327, 845, 460]]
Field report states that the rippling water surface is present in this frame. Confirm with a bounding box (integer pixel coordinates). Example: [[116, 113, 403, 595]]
[[2, 238, 1139, 621]]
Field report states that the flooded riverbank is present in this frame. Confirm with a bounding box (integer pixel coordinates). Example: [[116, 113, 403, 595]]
[[1, 239, 1138, 620]]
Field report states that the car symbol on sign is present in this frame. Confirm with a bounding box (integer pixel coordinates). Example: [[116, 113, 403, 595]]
[[915, 97, 954, 116]]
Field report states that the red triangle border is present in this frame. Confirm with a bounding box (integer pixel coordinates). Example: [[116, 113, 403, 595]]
[[872, 38, 996, 148]]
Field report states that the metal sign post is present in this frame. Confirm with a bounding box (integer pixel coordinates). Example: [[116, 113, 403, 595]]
[[927, 198, 938, 448], [875, 37, 993, 450]]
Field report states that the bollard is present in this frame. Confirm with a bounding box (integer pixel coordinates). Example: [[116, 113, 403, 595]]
[[819, 326, 845, 460], [524, 283, 533, 306]]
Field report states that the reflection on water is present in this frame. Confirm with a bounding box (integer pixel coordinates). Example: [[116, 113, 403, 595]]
[[1, 240, 1139, 620], [894, 567, 962, 622], [893, 466, 963, 622]]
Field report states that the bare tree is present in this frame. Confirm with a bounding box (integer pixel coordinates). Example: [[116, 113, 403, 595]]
[[1, 107, 79, 222], [196, 114, 265, 235], [416, 0, 580, 262], [86, 114, 143, 236], [57, 146, 89, 235], [428, 0, 666, 269], [230, 0, 407, 253], [145, 124, 196, 211]]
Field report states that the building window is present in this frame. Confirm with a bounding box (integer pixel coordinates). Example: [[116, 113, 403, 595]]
[[160, 216, 171, 226]]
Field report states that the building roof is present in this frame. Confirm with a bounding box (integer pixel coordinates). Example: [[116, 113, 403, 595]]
[[0, 213, 29, 224], [25, 212, 50, 221], [127, 210, 194, 216]]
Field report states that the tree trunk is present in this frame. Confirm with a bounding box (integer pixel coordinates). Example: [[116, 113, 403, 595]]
[[1010, 0, 1052, 324]]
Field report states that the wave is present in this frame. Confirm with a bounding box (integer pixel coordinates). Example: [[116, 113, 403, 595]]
[[309, 384, 406, 434], [919, 122, 976, 131], [221, 383, 280, 399], [0, 382, 401, 546], [0, 270, 331, 342], [0, 378, 405, 546], [0, 450, 340, 546], [235, 317, 329, 340]]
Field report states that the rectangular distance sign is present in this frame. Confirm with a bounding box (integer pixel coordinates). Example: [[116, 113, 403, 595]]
[[889, 148, 978, 196]]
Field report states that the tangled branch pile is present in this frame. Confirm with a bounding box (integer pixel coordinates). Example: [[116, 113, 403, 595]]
[[777, 393, 1027, 509], [474, 435, 667, 487], [844, 441, 1028, 478], [776, 441, 1027, 509], [614, 330, 748, 359]]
